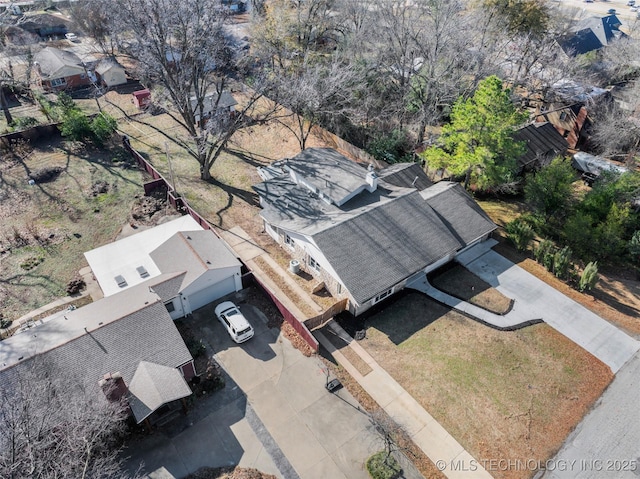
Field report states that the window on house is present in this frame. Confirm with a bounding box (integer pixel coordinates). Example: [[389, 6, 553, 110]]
[[559, 112, 569, 121], [50, 78, 66, 87], [165, 301, 176, 313], [373, 288, 394, 304], [284, 233, 295, 249], [308, 256, 320, 272], [337, 283, 342, 294]]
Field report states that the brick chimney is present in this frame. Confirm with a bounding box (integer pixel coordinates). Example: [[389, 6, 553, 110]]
[[99, 372, 128, 402]]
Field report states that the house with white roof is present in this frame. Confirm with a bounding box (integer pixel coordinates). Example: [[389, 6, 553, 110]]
[[84, 215, 243, 319]]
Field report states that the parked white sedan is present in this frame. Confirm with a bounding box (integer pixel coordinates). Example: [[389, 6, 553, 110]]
[[214, 301, 254, 343]]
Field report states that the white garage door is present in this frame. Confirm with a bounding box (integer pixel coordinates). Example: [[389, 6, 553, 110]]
[[188, 276, 237, 312]]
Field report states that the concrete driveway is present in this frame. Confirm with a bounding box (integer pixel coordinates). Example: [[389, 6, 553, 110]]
[[458, 245, 640, 373], [201, 299, 381, 479], [125, 294, 386, 479]]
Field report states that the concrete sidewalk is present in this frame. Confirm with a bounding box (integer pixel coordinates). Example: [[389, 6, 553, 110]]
[[315, 321, 493, 479]]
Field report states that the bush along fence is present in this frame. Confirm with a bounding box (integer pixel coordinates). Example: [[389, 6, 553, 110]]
[[122, 135, 320, 353]]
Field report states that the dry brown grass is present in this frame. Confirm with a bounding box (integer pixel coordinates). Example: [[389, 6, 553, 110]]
[[431, 264, 513, 314], [361, 292, 612, 479]]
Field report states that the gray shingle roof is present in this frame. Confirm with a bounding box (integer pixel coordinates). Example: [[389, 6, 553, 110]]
[[254, 149, 497, 306], [377, 162, 433, 190], [189, 91, 237, 113], [128, 361, 192, 422], [0, 283, 193, 415], [150, 231, 241, 291], [284, 148, 371, 205], [34, 47, 84, 78], [420, 182, 497, 245], [312, 190, 465, 304], [95, 57, 124, 75]]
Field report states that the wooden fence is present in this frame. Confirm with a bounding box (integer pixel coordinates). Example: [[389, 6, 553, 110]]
[[123, 136, 321, 353]]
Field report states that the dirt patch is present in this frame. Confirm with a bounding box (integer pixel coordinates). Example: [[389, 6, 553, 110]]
[[361, 292, 613, 479], [184, 466, 276, 479], [431, 263, 513, 314], [29, 166, 65, 183]]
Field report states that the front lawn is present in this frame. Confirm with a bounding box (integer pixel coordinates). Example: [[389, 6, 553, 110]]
[[361, 292, 612, 479]]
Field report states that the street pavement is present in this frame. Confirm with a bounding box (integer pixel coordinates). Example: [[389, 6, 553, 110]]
[[542, 349, 640, 479]]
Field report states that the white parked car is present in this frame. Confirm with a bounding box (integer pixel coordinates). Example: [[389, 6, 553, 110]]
[[65, 32, 79, 42], [214, 301, 254, 343]]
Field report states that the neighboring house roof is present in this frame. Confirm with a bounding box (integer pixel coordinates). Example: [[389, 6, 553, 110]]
[[254, 150, 497, 305], [0, 282, 193, 422], [514, 122, 568, 171], [34, 47, 84, 79], [189, 91, 238, 113], [557, 15, 625, 56], [377, 162, 433, 190], [95, 57, 125, 75], [150, 230, 241, 291], [128, 361, 192, 422], [557, 28, 602, 56], [85, 215, 241, 298]]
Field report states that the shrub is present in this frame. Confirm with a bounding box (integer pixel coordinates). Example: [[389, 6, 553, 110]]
[[12, 116, 40, 130], [534, 239, 555, 271], [186, 338, 206, 358], [553, 246, 573, 279], [629, 231, 640, 264], [366, 129, 413, 164], [91, 113, 118, 146], [579, 261, 599, 292], [366, 451, 401, 479], [505, 219, 535, 252], [66, 277, 86, 295], [59, 109, 92, 141]]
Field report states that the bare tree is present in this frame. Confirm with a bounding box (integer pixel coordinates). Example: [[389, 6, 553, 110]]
[[0, 361, 136, 479], [101, 0, 279, 180], [275, 56, 360, 150]]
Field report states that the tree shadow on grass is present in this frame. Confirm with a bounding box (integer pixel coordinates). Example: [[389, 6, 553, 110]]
[[206, 177, 259, 225], [225, 146, 277, 168]]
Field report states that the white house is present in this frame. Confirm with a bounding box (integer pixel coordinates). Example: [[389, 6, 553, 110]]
[[84, 215, 243, 319], [253, 149, 497, 316]]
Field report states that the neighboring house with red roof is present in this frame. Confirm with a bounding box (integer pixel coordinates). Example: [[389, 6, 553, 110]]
[[254, 149, 497, 316], [33, 47, 91, 91]]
